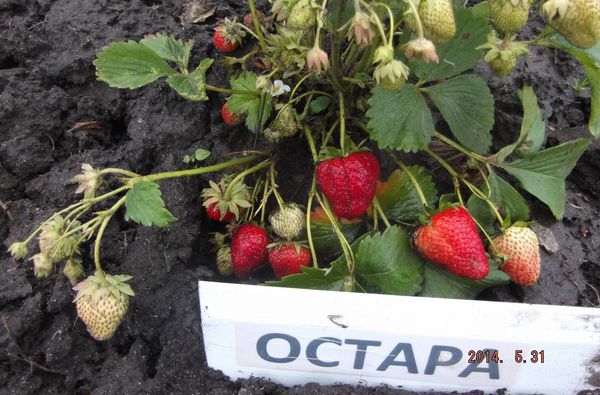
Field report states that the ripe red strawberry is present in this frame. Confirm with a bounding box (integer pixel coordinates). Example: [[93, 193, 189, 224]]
[[413, 206, 489, 280], [213, 18, 245, 53], [316, 151, 380, 219], [205, 202, 236, 222], [202, 178, 251, 222], [268, 244, 311, 278], [231, 224, 269, 278], [493, 226, 540, 285], [221, 102, 244, 126]]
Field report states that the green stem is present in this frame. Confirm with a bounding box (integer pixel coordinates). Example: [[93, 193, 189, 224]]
[[98, 168, 140, 178], [259, 175, 271, 226], [147, 155, 262, 182], [315, 194, 355, 274], [372, 197, 391, 228], [330, 0, 347, 92], [387, 152, 429, 207], [205, 84, 259, 96], [93, 196, 126, 286], [223, 160, 272, 201], [403, 0, 424, 39], [248, 0, 267, 51], [306, 177, 319, 268], [322, 119, 340, 148], [288, 72, 315, 103], [370, 2, 395, 44], [434, 132, 488, 162], [304, 127, 319, 163], [338, 92, 347, 155], [269, 164, 286, 210]]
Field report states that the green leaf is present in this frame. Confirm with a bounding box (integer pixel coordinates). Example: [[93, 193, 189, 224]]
[[376, 166, 438, 221], [125, 181, 177, 227], [165, 58, 213, 102], [194, 148, 211, 161], [355, 226, 424, 296], [467, 171, 530, 232], [265, 259, 349, 291], [366, 85, 435, 152], [499, 138, 590, 219], [140, 34, 193, 69], [550, 38, 600, 138], [409, 5, 490, 82], [94, 41, 175, 89], [227, 72, 271, 133], [424, 75, 494, 154], [420, 261, 510, 299], [309, 96, 331, 114], [495, 86, 545, 162]]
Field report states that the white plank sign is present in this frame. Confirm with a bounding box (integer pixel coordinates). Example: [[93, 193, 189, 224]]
[[199, 281, 600, 394]]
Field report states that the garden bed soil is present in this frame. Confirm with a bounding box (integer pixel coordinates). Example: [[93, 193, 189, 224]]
[[0, 0, 599, 394]]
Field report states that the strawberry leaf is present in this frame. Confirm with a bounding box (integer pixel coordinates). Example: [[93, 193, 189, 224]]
[[424, 75, 494, 154], [550, 38, 600, 139], [366, 85, 435, 152], [494, 86, 545, 162], [264, 259, 349, 291], [227, 72, 271, 133], [409, 5, 490, 83], [165, 58, 213, 101], [94, 41, 175, 89], [498, 138, 590, 219], [375, 166, 438, 222], [355, 226, 424, 296], [125, 181, 177, 227], [140, 33, 193, 69], [420, 261, 510, 299]]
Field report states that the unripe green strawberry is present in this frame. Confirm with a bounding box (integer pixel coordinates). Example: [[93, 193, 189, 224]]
[[38, 215, 80, 262], [63, 257, 84, 286], [31, 253, 53, 278], [279, 50, 297, 69], [489, 0, 530, 35], [543, 0, 600, 49], [216, 246, 233, 276], [405, 0, 456, 44], [74, 273, 134, 341], [287, 0, 316, 29], [489, 56, 517, 76], [493, 226, 540, 286], [263, 105, 299, 142], [269, 203, 306, 240]]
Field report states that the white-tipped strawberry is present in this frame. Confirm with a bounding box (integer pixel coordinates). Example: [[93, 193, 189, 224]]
[[74, 273, 134, 341], [493, 225, 541, 286], [269, 203, 306, 241]]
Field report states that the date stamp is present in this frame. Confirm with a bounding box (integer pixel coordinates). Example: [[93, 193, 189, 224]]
[[467, 349, 545, 364]]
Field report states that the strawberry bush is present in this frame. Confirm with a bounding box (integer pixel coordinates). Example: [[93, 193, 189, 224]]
[[8, 0, 600, 340]]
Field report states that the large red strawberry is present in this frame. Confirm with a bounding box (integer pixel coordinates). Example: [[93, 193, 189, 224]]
[[316, 151, 380, 219], [213, 18, 245, 53], [221, 102, 244, 126], [268, 244, 311, 278], [231, 224, 269, 278], [493, 226, 540, 285], [413, 206, 489, 280]]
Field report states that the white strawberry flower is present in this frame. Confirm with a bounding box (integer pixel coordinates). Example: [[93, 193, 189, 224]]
[[270, 80, 291, 97]]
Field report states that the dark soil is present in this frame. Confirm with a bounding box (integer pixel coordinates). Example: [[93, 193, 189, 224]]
[[0, 1, 598, 394]]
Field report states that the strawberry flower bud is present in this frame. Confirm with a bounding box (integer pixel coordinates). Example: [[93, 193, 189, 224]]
[[70, 163, 101, 198], [347, 10, 375, 45], [64, 257, 85, 286], [306, 46, 330, 73], [405, 38, 440, 63], [373, 45, 394, 65], [255, 76, 271, 93], [8, 241, 28, 260], [31, 253, 53, 278]]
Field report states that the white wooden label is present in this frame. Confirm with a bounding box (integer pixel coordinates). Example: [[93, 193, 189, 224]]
[[199, 281, 600, 394]]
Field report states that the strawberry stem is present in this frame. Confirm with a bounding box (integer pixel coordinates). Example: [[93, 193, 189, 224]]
[[402, 0, 424, 39], [247, 0, 267, 51], [315, 193, 355, 274], [306, 177, 319, 268], [338, 92, 347, 156], [93, 196, 126, 286], [303, 127, 319, 163], [434, 132, 488, 163], [205, 84, 259, 96], [372, 197, 391, 228], [98, 168, 140, 178], [387, 152, 430, 208], [148, 154, 263, 182], [223, 159, 271, 201]]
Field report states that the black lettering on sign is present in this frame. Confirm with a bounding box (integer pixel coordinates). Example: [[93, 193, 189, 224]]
[[458, 349, 500, 380], [256, 333, 301, 363], [377, 343, 418, 373], [344, 339, 382, 369], [424, 345, 463, 375], [306, 337, 342, 367]]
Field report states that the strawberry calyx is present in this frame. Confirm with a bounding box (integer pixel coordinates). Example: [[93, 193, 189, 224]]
[[201, 176, 252, 221], [214, 17, 246, 48]]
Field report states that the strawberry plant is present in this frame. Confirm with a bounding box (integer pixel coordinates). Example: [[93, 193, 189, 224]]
[[8, 0, 600, 340]]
